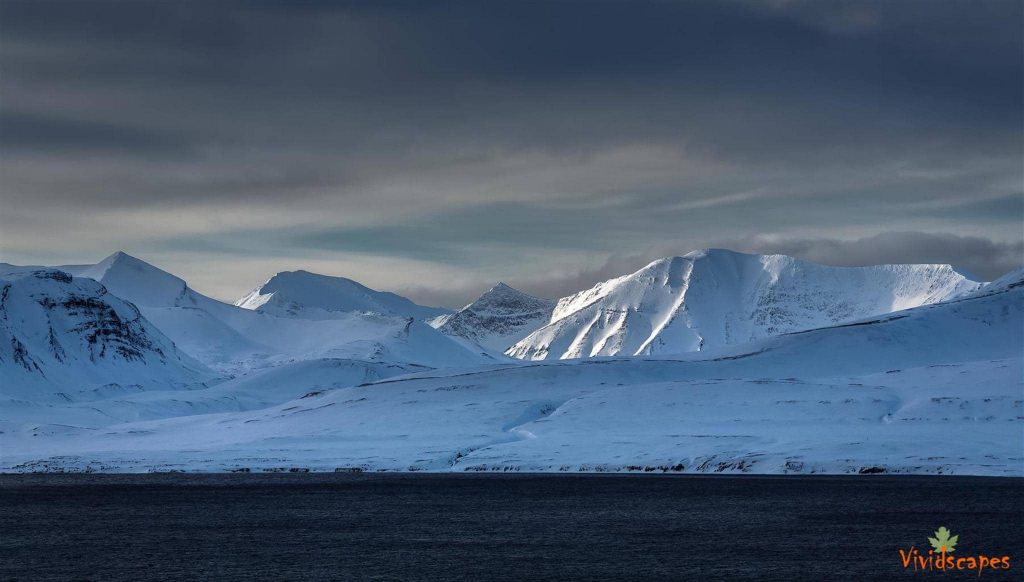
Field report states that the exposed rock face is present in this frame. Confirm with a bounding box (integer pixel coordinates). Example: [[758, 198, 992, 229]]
[[431, 283, 555, 352], [0, 268, 212, 398]]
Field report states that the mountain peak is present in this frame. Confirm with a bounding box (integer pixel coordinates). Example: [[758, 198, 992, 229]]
[[263, 269, 364, 288], [638, 249, 754, 273], [476, 281, 539, 302], [91, 251, 167, 274], [66, 252, 188, 308], [473, 282, 552, 308], [235, 269, 450, 320], [433, 282, 555, 352], [508, 250, 983, 360]]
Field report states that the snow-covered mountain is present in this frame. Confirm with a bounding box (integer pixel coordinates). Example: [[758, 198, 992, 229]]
[[12, 253, 485, 373], [507, 249, 983, 360], [0, 267, 213, 401], [236, 270, 450, 320], [429, 283, 555, 352], [61, 251, 192, 308], [3, 262, 1018, 475], [1, 248, 1019, 475]]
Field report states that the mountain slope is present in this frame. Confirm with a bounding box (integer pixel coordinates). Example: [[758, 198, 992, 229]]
[[0, 268, 214, 401], [0, 358, 424, 429], [235, 270, 450, 320], [430, 283, 554, 352], [63, 252, 191, 308], [507, 249, 983, 360], [965, 265, 1024, 297], [4, 270, 1018, 474], [36, 253, 482, 373]]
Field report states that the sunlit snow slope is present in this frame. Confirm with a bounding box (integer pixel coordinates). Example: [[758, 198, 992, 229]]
[[507, 249, 982, 360]]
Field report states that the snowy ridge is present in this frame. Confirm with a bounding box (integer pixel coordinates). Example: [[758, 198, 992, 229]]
[[431, 283, 555, 352], [965, 265, 1024, 298], [30, 253, 486, 374], [235, 270, 450, 320], [507, 249, 983, 360], [62, 252, 191, 308]]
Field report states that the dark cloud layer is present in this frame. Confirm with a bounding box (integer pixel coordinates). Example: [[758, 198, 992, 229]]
[[1, 0, 1021, 305], [731, 232, 1023, 281], [433, 232, 1023, 305]]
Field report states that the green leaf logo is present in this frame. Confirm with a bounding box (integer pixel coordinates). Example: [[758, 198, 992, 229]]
[[928, 527, 958, 553]]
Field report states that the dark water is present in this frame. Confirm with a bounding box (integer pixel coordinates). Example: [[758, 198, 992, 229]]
[[1, 474, 1021, 581]]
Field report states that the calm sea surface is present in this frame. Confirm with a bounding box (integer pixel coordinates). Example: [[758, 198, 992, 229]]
[[1, 474, 1021, 581]]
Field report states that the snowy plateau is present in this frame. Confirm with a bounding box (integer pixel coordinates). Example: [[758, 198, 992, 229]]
[[0, 249, 1020, 475]]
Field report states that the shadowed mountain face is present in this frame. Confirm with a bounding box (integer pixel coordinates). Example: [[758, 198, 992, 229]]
[[0, 267, 213, 400], [430, 283, 555, 352]]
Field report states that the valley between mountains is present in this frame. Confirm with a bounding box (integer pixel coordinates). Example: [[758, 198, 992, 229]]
[[1, 249, 1020, 475]]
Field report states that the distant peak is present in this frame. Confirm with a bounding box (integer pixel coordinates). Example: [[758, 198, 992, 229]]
[[639, 249, 766, 269], [641, 255, 694, 271], [685, 248, 759, 260], [99, 250, 135, 265], [256, 270, 366, 296], [471, 282, 553, 308], [268, 269, 354, 283], [103, 250, 152, 263], [480, 282, 528, 298], [60, 251, 189, 308], [629, 249, 775, 282], [91, 251, 172, 275], [237, 268, 450, 319]]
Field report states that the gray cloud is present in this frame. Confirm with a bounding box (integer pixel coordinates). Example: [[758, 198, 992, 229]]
[[725, 232, 1024, 282], [1, 1, 1020, 306], [0, 110, 193, 155]]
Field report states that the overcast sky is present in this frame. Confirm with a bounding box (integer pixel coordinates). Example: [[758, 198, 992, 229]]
[[1, 0, 1021, 307]]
